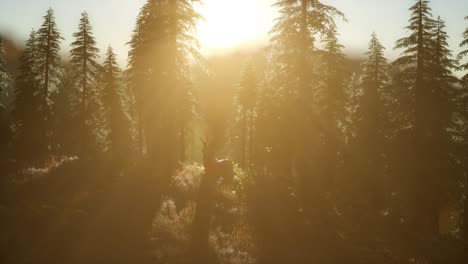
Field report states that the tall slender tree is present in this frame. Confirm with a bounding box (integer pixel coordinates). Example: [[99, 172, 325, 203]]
[[319, 28, 347, 191], [36, 8, 63, 157], [127, 16, 147, 156], [127, 0, 202, 177], [250, 1, 346, 263], [459, 16, 468, 82], [393, 0, 460, 238], [459, 15, 468, 242], [70, 11, 100, 154], [269, 0, 346, 218], [354, 33, 389, 212], [394, 0, 435, 130], [269, 0, 345, 175], [14, 30, 42, 162], [102, 47, 128, 162]]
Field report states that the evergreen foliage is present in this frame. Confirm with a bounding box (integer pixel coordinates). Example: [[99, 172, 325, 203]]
[[36, 8, 63, 157], [102, 47, 129, 161], [70, 11, 100, 153]]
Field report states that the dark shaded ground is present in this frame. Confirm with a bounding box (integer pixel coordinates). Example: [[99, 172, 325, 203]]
[[0, 160, 161, 264]]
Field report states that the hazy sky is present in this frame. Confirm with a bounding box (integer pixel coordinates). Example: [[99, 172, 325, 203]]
[[0, 0, 467, 67]]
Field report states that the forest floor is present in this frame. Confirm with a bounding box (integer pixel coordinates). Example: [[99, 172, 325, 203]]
[[0, 159, 161, 264]]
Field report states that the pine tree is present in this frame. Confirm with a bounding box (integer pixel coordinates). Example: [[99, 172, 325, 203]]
[[427, 16, 459, 212], [459, 16, 468, 82], [459, 16, 468, 242], [394, 0, 434, 128], [320, 28, 347, 176], [70, 11, 101, 154], [252, 1, 346, 262], [359, 32, 389, 138], [127, 0, 202, 176], [36, 8, 63, 157], [14, 30, 43, 162], [393, 0, 457, 237], [271, 0, 345, 90], [269, 0, 345, 164], [271, 0, 346, 209], [102, 47, 128, 161], [354, 33, 389, 212], [127, 13, 147, 155], [321, 28, 346, 116]]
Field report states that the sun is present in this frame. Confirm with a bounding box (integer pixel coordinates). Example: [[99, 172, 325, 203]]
[[195, 0, 268, 54]]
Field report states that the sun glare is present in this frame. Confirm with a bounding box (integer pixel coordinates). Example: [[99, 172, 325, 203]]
[[195, 0, 268, 53]]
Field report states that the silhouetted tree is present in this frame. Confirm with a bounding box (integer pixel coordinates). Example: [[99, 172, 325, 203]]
[[268, 0, 345, 187], [253, 1, 346, 263], [70, 11, 100, 155], [127, 0, 202, 179], [102, 47, 128, 162], [352, 33, 389, 215], [459, 16, 468, 82], [37, 8, 63, 158], [14, 30, 43, 163], [393, 0, 461, 239], [460, 16, 468, 243], [319, 27, 347, 195]]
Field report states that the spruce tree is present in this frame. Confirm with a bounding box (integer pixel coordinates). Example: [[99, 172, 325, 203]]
[[271, 0, 345, 90], [127, 16, 147, 155], [270, 0, 346, 209], [14, 30, 42, 162], [394, 0, 434, 127], [459, 16, 468, 241], [254, 1, 346, 262], [459, 16, 468, 82], [70, 11, 100, 154], [102, 47, 128, 161], [359, 32, 389, 138], [393, 0, 457, 237], [127, 0, 202, 176], [320, 28, 346, 174], [354, 33, 389, 212], [427, 16, 459, 211], [36, 8, 63, 157], [269, 0, 345, 168]]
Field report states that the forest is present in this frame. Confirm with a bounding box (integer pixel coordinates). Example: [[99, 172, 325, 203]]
[[1, 0, 468, 263]]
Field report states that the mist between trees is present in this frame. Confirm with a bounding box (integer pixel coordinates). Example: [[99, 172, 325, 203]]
[[1, 0, 468, 263]]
